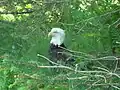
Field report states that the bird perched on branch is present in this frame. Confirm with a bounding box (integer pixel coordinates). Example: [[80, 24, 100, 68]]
[[48, 28, 75, 66]]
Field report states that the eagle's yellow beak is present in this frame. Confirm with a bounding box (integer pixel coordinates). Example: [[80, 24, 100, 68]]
[[48, 32, 52, 37]]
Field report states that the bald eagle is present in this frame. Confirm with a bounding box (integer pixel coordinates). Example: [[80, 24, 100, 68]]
[[48, 28, 75, 66]]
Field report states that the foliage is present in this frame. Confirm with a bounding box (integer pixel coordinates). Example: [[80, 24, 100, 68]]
[[0, 0, 120, 90]]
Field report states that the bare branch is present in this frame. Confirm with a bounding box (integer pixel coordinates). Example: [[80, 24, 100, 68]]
[[59, 47, 120, 61], [109, 18, 120, 28], [34, 0, 68, 4], [93, 66, 110, 73], [110, 73, 120, 78], [111, 85, 120, 90], [114, 59, 119, 72], [59, 9, 120, 26], [95, 75, 107, 83], [59, 46, 95, 58], [0, 10, 33, 15], [87, 79, 102, 90], [67, 76, 88, 80], [37, 54, 60, 65]]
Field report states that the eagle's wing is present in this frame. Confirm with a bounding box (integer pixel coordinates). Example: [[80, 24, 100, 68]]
[[57, 49, 75, 65], [48, 44, 75, 66]]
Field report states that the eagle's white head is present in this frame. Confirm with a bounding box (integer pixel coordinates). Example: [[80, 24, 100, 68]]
[[48, 28, 65, 46]]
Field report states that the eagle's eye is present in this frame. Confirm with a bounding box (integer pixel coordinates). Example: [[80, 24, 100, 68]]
[[53, 31, 58, 33]]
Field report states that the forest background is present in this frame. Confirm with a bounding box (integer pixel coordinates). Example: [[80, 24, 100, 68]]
[[0, 0, 120, 90]]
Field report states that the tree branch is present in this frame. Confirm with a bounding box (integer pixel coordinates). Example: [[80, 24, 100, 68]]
[[0, 10, 33, 15]]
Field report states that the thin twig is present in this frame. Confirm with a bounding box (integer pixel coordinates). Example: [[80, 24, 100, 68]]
[[75, 64, 78, 74], [109, 18, 120, 28], [96, 61, 109, 70], [77, 22, 87, 33], [114, 58, 119, 72], [87, 79, 102, 90]]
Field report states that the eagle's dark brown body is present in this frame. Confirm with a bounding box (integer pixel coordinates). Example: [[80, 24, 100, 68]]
[[48, 43, 74, 65]]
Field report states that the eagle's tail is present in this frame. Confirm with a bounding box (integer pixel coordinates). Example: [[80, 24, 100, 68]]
[[65, 57, 75, 66]]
